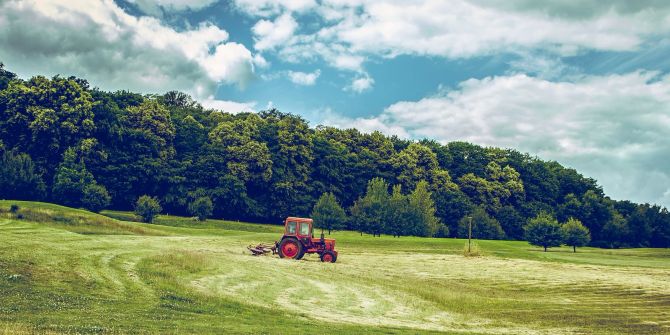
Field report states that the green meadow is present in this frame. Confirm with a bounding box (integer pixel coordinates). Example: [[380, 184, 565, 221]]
[[1, 201, 669, 334]]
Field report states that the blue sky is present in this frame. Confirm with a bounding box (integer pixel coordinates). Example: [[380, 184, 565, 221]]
[[1, 0, 670, 208]]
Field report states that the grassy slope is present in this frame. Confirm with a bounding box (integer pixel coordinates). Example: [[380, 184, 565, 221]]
[[0, 202, 669, 334]]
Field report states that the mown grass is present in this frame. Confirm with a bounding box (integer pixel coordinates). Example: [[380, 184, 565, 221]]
[[0, 201, 167, 236], [102, 210, 284, 235], [1, 201, 669, 334]]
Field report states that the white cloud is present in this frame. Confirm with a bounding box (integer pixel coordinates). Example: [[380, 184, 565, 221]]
[[507, 52, 579, 80], [469, 0, 670, 20], [127, 0, 218, 15], [252, 53, 270, 68], [331, 1, 666, 58], [287, 69, 321, 85], [0, 0, 257, 98], [252, 13, 298, 51], [326, 72, 670, 207], [200, 42, 255, 88], [312, 108, 410, 138], [201, 98, 258, 113], [345, 74, 374, 93], [236, 0, 670, 89], [234, 0, 317, 17], [332, 54, 365, 71]]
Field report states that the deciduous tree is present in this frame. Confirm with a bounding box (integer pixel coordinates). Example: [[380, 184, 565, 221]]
[[561, 218, 590, 252], [524, 212, 563, 252]]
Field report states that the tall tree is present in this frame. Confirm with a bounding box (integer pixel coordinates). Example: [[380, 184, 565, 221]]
[[390, 143, 439, 191], [0, 150, 46, 200], [457, 207, 505, 240], [387, 185, 411, 237], [261, 112, 313, 218], [311, 192, 347, 234], [0, 75, 95, 182], [580, 190, 614, 243], [0, 63, 17, 90], [600, 212, 629, 248], [430, 170, 473, 237], [408, 180, 441, 237], [351, 178, 390, 237], [495, 206, 524, 240], [52, 147, 96, 207]]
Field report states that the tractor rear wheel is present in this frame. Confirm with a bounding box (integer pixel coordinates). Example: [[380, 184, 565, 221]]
[[320, 251, 337, 263], [278, 238, 304, 260]]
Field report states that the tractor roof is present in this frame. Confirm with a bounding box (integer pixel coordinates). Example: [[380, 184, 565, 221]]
[[285, 217, 313, 222]]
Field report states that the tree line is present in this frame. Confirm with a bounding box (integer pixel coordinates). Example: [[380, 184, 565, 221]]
[[312, 178, 443, 237], [312, 177, 592, 254], [1, 63, 669, 248]]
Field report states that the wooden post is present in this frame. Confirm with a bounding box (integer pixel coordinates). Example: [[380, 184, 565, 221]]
[[468, 216, 472, 253]]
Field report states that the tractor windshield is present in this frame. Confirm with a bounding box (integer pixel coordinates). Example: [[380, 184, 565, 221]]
[[299, 222, 310, 236], [286, 221, 297, 234]]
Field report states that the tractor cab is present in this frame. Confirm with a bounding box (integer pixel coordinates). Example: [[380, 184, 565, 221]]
[[277, 217, 337, 262], [285, 217, 311, 236]]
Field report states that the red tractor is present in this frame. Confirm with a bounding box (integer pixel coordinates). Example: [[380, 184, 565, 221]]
[[275, 217, 338, 262]]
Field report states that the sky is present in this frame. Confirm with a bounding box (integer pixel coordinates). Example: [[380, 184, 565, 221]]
[[1, 0, 670, 208]]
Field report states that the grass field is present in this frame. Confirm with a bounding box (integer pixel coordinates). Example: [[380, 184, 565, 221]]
[[1, 201, 669, 334]]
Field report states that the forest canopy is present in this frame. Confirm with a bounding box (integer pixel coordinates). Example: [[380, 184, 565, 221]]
[[1, 63, 669, 248]]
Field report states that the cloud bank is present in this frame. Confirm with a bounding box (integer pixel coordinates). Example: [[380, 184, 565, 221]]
[[325, 71, 670, 206], [239, 0, 670, 92], [0, 0, 256, 101]]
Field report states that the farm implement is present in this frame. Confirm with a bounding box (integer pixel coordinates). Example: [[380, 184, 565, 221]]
[[248, 216, 338, 262], [247, 243, 276, 256]]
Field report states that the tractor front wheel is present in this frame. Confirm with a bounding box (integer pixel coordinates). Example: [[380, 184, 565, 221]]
[[278, 238, 304, 260], [320, 251, 337, 263]]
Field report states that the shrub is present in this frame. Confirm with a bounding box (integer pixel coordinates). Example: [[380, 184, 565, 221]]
[[188, 196, 213, 221], [462, 240, 481, 257], [9, 204, 19, 213], [435, 223, 450, 238], [82, 184, 111, 213], [135, 195, 162, 223]]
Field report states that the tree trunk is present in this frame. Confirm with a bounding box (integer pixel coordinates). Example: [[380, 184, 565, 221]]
[[544, 246, 547, 252], [328, 228, 331, 235], [573, 245, 576, 253]]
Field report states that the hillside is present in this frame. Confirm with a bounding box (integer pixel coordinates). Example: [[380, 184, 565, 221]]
[[1, 65, 669, 249], [1, 201, 669, 334]]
